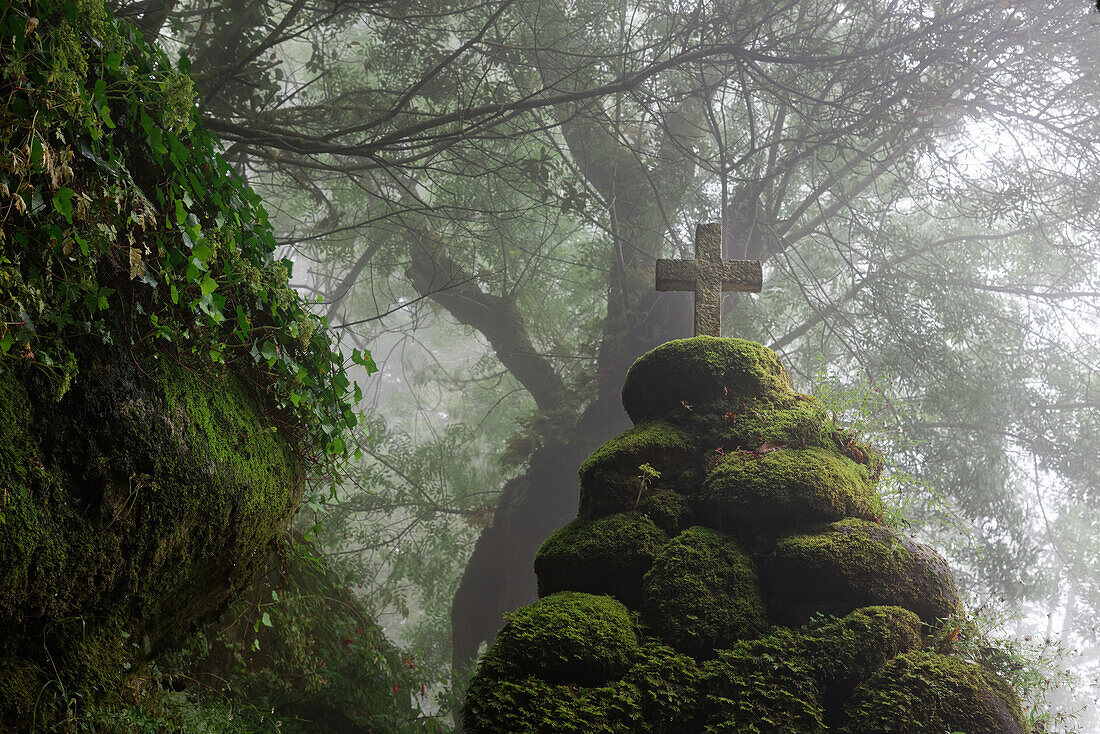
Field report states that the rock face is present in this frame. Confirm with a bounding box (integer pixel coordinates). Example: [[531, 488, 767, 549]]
[[0, 343, 301, 728], [463, 337, 1030, 733]]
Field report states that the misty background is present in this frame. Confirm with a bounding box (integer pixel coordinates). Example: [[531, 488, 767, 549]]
[[112, 0, 1100, 729]]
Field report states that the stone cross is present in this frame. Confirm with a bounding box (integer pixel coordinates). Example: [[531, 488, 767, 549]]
[[656, 222, 763, 337]]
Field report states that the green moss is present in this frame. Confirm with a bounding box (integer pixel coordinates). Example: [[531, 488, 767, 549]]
[[710, 392, 834, 449], [578, 421, 696, 518], [701, 446, 876, 529], [642, 526, 768, 658], [841, 651, 1030, 734], [487, 592, 639, 686], [699, 630, 825, 734], [535, 513, 669, 606], [621, 337, 793, 423], [0, 344, 300, 729], [762, 519, 961, 625], [806, 606, 923, 715], [635, 487, 693, 536], [463, 640, 702, 734]]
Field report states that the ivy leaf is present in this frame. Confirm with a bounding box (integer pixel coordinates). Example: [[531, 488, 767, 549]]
[[199, 273, 217, 297], [191, 240, 213, 264]]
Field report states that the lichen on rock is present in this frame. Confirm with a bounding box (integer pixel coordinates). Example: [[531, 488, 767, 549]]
[[463, 336, 1032, 733]]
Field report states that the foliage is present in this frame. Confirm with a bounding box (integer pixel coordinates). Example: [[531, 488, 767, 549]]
[[0, 0, 372, 466], [66, 547, 451, 733], [129, 0, 1100, 726]]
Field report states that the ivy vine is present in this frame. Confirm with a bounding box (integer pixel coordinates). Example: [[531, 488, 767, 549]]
[[0, 0, 374, 461]]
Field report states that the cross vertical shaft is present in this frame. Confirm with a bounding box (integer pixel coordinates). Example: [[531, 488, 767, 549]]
[[655, 222, 762, 337]]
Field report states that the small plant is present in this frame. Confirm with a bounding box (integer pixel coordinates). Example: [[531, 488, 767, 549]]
[[633, 462, 661, 509]]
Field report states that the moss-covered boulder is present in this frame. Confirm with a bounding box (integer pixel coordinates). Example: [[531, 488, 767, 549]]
[[535, 513, 668, 606], [621, 337, 792, 423], [761, 519, 961, 625], [487, 591, 639, 686], [578, 421, 697, 517], [642, 526, 768, 658], [464, 337, 1030, 734], [841, 651, 1029, 734], [809, 606, 924, 714], [701, 446, 876, 529], [699, 633, 827, 734], [0, 343, 302, 726]]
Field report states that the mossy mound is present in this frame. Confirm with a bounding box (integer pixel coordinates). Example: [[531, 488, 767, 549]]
[[535, 513, 669, 606], [762, 519, 961, 626], [641, 526, 768, 658], [841, 651, 1029, 734], [702, 446, 876, 530], [578, 420, 696, 517], [487, 591, 639, 686], [0, 344, 301, 728], [464, 337, 1029, 733], [699, 637, 826, 734], [809, 605, 924, 715], [621, 337, 792, 423]]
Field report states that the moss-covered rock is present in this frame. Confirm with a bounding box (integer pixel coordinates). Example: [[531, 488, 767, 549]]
[[487, 591, 639, 686], [464, 337, 1031, 734], [841, 651, 1030, 734], [621, 337, 793, 423], [0, 344, 300, 728], [535, 513, 669, 606], [761, 519, 961, 625], [463, 641, 702, 734], [642, 526, 768, 658], [578, 421, 696, 517], [809, 606, 923, 715], [702, 446, 876, 530], [699, 630, 826, 734]]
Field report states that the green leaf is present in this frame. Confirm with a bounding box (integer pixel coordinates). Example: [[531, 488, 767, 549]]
[[52, 188, 75, 223], [0, 331, 14, 355], [261, 611, 273, 628], [200, 274, 217, 298], [191, 240, 213, 264], [29, 136, 43, 167]]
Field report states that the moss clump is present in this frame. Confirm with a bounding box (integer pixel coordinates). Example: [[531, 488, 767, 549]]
[[487, 592, 639, 686], [535, 513, 669, 606], [635, 487, 693, 536], [622, 337, 793, 423], [578, 421, 696, 517], [699, 631, 826, 734], [841, 651, 1030, 734], [0, 344, 300, 729], [642, 527, 768, 658], [808, 606, 923, 715], [702, 447, 876, 530], [762, 519, 960, 625]]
